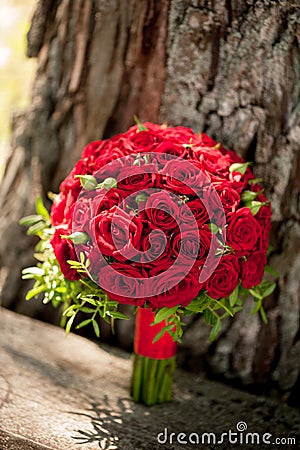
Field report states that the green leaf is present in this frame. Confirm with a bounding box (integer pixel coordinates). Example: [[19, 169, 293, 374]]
[[265, 265, 280, 279], [214, 299, 234, 317], [229, 162, 251, 175], [22, 267, 44, 277], [65, 314, 76, 335], [184, 294, 212, 312], [152, 328, 166, 343], [36, 196, 50, 220], [241, 190, 259, 202], [209, 320, 221, 342], [260, 307, 268, 324], [19, 215, 44, 227], [204, 309, 218, 326], [251, 300, 261, 315], [249, 288, 263, 300], [98, 177, 118, 190], [229, 285, 239, 307], [92, 319, 100, 338], [245, 200, 264, 215], [248, 178, 263, 185], [67, 260, 82, 267], [153, 306, 178, 324], [133, 115, 148, 131], [27, 221, 47, 235], [76, 318, 93, 329], [80, 307, 97, 314], [262, 282, 276, 298], [55, 286, 67, 293], [74, 174, 98, 190], [208, 223, 220, 234], [106, 311, 130, 320], [61, 232, 89, 245], [25, 285, 46, 300]]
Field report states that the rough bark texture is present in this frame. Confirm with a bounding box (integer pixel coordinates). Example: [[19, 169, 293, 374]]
[[0, 0, 299, 404]]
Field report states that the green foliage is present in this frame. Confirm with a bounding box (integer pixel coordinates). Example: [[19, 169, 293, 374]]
[[21, 198, 278, 345], [151, 269, 277, 344], [244, 200, 265, 215], [229, 162, 251, 175], [20, 198, 129, 338], [133, 115, 148, 131]]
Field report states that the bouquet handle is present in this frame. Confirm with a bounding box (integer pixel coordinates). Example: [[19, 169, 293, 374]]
[[132, 307, 178, 405]]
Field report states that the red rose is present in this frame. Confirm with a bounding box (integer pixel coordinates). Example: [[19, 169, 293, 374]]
[[160, 125, 195, 142], [51, 193, 67, 226], [144, 191, 180, 231], [241, 251, 266, 289], [226, 207, 261, 254], [172, 225, 212, 266], [255, 204, 271, 251], [219, 146, 243, 162], [86, 246, 107, 278], [198, 133, 218, 147], [51, 190, 77, 227], [60, 158, 94, 195], [90, 188, 127, 215], [191, 146, 230, 173], [98, 262, 146, 305], [213, 181, 240, 213], [81, 139, 105, 159], [201, 184, 226, 225], [92, 206, 143, 261], [50, 228, 80, 280], [154, 140, 188, 159], [148, 267, 201, 308], [179, 198, 209, 227], [171, 228, 200, 265], [161, 159, 205, 195], [205, 254, 240, 299], [93, 146, 127, 169], [129, 130, 162, 152], [93, 154, 125, 180], [124, 123, 164, 139], [117, 164, 158, 191], [228, 168, 255, 193], [197, 224, 213, 263], [72, 194, 93, 233], [140, 228, 169, 265]]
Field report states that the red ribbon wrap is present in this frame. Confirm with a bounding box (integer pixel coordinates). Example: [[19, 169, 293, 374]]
[[134, 307, 178, 359]]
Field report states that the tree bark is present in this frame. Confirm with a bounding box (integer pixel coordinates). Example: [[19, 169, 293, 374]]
[[0, 0, 299, 404]]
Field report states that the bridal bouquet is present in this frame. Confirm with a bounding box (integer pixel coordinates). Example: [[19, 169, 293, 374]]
[[21, 120, 275, 405]]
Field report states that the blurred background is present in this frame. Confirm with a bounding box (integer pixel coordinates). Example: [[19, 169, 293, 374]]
[[0, 0, 299, 407], [0, 0, 36, 180]]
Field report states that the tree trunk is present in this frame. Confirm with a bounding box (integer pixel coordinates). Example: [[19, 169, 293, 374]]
[[0, 0, 299, 404]]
